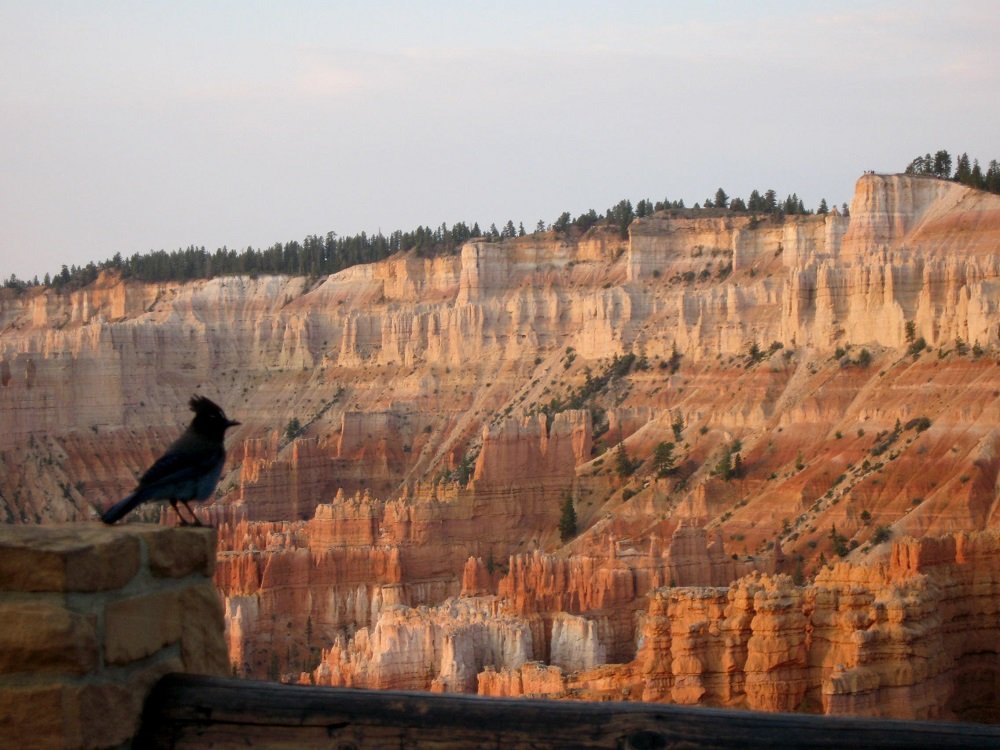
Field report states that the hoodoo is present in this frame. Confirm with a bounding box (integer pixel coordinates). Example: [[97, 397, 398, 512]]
[[4, 173, 1000, 720]]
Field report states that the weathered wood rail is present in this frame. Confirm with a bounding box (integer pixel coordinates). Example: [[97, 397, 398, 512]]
[[136, 673, 1000, 749]]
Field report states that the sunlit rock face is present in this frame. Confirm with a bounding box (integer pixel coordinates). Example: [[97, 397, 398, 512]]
[[632, 531, 1000, 721], [4, 173, 1000, 719]]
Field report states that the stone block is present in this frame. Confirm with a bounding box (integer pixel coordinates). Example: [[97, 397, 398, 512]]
[[104, 589, 182, 665], [0, 683, 69, 750], [117, 524, 217, 578], [0, 601, 98, 676], [1, 680, 144, 750], [0, 524, 140, 593], [73, 680, 144, 749], [179, 582, 229, 675]]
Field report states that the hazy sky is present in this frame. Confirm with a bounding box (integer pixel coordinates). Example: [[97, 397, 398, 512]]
[[2, 1, 998, 281]]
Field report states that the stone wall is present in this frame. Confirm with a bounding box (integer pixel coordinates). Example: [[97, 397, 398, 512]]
[[0, 524, 227, 749]]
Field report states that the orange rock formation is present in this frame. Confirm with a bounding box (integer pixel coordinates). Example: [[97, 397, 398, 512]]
[[4, 173, 1000, 719]]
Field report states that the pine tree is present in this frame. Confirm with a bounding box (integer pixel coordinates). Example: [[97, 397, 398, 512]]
[[971, 160, 984, 190], [615, 442, 637, 478], [654, 441, 676, 477], [829, 525, 849, 557], [906, 155, 930, 174], [607, 199, 635, 238], [817, 198, 829, 215], [671, 413, 684, 442], [574, 209, 599, 233], [954, 152, 972, 184], [559, 494, 577, 542], [987, 160, 1000, 194], [932, 150, 952, 179], [667, 345, 682, 374], [714, 447, 733, 481]]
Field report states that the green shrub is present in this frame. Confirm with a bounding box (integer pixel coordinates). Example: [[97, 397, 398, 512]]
[[872, 525, 892, 544], [908, 337, 927, 356], [829, 525, 850, 557]]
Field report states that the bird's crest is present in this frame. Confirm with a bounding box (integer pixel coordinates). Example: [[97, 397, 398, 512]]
[[189, 395, 224, 416], [189, 395, 240, 431]]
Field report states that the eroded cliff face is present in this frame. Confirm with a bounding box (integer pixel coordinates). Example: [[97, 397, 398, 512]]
[[631, 530, 1000, 721], [4, 173, 1000, 719], [301, 530, 1000, 722]]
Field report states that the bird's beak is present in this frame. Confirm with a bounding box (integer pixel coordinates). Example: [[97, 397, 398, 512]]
[[227, 419, 241, 428]]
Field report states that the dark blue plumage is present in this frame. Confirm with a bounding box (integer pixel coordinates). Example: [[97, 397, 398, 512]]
[[101, 396, 240, 526]]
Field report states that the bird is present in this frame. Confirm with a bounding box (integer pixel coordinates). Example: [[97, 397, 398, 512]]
[[101, 395, 240, 526]]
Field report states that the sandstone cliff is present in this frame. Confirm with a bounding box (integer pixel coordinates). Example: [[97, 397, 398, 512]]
[[304, 530, 1000, 722], [4, 173, 1000, 719]]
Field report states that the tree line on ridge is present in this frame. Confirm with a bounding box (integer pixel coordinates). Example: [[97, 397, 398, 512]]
[[904, 149, 1000, 193], [5, 149, 996, 293], [2, 191, 833, 293]]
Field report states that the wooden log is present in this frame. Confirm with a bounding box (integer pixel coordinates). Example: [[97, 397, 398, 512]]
[[136, 673, 1000, 749]]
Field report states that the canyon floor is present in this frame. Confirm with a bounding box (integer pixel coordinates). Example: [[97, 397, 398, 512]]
[[2, 173, 1000, 721]]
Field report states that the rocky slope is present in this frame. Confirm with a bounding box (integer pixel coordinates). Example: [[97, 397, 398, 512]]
[[3, 173, 1000, 719]]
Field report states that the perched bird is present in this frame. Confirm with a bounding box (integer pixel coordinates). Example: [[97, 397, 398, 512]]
[[101, 396, 240, 526]]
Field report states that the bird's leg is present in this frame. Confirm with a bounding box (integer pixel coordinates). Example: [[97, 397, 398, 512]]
[[169, 499, 191, 527], [180, 500, 206, 527]]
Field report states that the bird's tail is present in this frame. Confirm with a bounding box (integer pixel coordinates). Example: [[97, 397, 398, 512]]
[[100, 492, 142, 525]]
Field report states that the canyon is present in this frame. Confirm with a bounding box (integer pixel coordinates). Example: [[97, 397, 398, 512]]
[[3, 173, 1000, 720]]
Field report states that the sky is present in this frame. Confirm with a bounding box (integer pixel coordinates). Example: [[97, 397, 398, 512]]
[[1, 1, 998, 282]]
